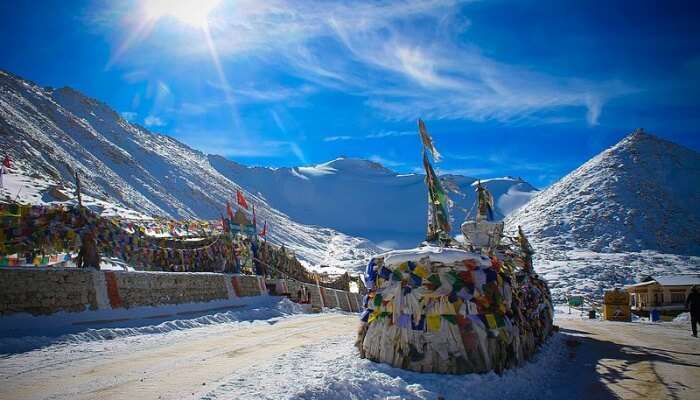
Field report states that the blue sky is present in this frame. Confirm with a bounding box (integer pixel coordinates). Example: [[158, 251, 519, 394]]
[[1, 0, 699, 187]]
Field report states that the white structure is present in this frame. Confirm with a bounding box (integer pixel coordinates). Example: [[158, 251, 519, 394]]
[[625, 274, 700, 313]]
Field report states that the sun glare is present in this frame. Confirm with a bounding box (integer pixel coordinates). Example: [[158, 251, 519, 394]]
[[144, 0, 221, 29]]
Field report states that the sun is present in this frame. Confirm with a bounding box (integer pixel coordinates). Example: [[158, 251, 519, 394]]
[[143, 0, 221, 29]]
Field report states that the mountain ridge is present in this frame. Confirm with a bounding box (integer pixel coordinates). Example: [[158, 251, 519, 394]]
[[505, 130, 700, 301], [0, 69, 380, 271]]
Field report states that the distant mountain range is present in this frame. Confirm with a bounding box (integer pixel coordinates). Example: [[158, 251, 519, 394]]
[[210, 155, 537, 247], [3, 68, 697, 299], [0, 69, 536, 269]]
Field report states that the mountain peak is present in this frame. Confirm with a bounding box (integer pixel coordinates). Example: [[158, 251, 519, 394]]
[[318, 157, 393, 174], [507, 129, 700, 255]]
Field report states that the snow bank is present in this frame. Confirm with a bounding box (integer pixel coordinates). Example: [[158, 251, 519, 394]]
[[0, 297, 304, 355], [202, 332, 568, 400], [672, 312, 690, 324]]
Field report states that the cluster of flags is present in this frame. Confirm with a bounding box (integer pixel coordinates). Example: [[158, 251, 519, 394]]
[[223, 189, 267, 240], [418, 119, 451, 241]]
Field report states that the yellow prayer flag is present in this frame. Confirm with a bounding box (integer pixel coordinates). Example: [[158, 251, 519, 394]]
[[414, 265, 429, 279], [368, 311, 380, 324], [485, 314, 497, 329], [427, 314, 441, 331]]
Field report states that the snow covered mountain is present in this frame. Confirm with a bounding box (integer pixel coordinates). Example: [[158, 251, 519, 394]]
[[0, 69, 379, 272], [209, 156, 538, 248], [1, 69, 538, 252], [506, 131, 700, 301]]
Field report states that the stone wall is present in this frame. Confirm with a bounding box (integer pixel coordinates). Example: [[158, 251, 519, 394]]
[[0, 268, 98, 315], [108, 271, 230, 309], [0, 268, 361, 316]]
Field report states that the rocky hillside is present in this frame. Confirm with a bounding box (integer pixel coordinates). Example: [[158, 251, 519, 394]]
[[0, 69, 379, 272], [506, 131, 700, 301]]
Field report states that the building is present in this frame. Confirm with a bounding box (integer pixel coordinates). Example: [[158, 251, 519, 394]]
[[625, 274, 700, 315]]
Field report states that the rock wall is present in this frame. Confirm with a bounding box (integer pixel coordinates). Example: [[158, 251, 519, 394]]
[[0, 268, 362, 316], [0, 269, 98, 315]]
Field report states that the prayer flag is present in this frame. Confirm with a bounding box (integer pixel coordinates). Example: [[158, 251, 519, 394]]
[[259, 220, 267, 237], [417, 119, 441, 162], [226, 200, 234, 220], [422, 150, 451, 238], [236, 189, 249, 209], [2, 154, 11, 168], [427, 314, 441, 331]]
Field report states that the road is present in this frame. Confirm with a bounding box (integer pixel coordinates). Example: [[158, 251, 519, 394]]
[[557, 317, 700, 400], [1, 311, 698, 400], [0, 313, 359, 400]]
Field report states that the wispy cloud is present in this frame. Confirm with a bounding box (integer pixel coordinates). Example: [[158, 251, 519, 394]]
[[323, 130, 414, 142], [323, 135, 353, 142], [99, 0, 634, 126], [368, 155, 405, 168], [120, 111, 137, 121], [144, 115, 165, 127], [173, 130, 306, 163]]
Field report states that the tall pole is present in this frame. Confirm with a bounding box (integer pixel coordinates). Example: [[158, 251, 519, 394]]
[[75, 170, 83, 207]]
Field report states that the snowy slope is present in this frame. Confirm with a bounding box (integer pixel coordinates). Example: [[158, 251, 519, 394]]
[[0, 70, 378, 272], [209, 155, 538, 247], [506, 131, 700, 301], [0, 68, 536, 269]]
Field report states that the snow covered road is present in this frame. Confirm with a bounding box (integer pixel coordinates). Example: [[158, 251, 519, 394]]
[[1, 303, 698, 400], [0, 311, 355, 400]]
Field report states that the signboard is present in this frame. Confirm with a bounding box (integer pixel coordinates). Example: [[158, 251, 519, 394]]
[[602, 289, 631, 322], [568, 296, 584, 307]]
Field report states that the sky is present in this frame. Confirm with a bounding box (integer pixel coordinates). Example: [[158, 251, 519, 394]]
[[1, 0, 699, 188]]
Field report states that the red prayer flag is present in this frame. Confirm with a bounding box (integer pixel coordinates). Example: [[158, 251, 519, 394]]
[[221, 214, 229, 233], [259, 221, 267, 237], [226, 200, 234, 220], [2, 155, 11, 169], [236, 189, 249, 209]]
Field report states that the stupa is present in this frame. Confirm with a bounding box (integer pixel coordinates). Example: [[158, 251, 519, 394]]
[[356, 120, 553, 374]]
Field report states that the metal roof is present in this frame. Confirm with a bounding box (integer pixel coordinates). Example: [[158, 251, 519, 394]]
[[654, 275, 700, 286], [625, 274, 700, 289]]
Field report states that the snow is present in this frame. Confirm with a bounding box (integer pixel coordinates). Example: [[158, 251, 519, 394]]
[[653, 275, 700, 286], [201, 332, 568, 400], [672, 312, 690, 323], [1, 172, 152, 220], [0, 296, 305, 355], [210, 156, 539, 249], [0, 70, 539, 272], [1, 295, 695, 399], [380, 246, 491, 266], [506, 131, 700, 303], [0, 70, 381, 272], [2, 305, 568, 400]]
